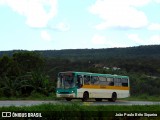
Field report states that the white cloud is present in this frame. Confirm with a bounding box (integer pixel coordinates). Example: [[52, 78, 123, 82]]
[[91, 34, 128, 47], [41, 30, 51, 41], [105, 40, 128, 48], [128, 34, 160, 45], [129, 0, 151, 6], [92, 34, 106, 45], [0, 0, 57, 28], [148, 23, 160, 30], [128, 34, 144, 44], [95, 22, 110, 30], [154, 0, 160, 3], [0, 0, 5, 4], [54, 22, 70, 31], [88, 0, 149, 30], [149, 35, 160, 44]]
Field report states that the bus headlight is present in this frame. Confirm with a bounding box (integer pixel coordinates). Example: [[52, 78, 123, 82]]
[[71, 91, 74, 93]]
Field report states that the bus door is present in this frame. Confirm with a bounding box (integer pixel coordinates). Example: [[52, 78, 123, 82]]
[[76, 75, 83, 88]]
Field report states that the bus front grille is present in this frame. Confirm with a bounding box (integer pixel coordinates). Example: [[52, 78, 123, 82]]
[[60, 92, 69, 94]]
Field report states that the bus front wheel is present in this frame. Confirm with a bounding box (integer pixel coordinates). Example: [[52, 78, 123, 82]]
[[82, 92, 89, 102], [108, 92, 117, 102]]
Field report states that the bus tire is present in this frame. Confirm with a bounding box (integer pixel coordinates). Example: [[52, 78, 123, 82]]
[[66, 98, 72, 101], [108, 92, 117, 102], [95, 98, 102, 101], [82, 92, 89, 102]]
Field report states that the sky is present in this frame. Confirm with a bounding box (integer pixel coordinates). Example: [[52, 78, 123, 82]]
[[0, 0, 160, 50]]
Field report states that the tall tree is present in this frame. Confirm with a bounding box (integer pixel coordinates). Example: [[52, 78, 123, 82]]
[[12, 51, 44, 73]]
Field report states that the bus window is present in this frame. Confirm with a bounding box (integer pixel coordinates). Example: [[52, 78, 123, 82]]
[[76, 75, 83, 88], [122, 78, 128, 87], [107, 78, 114, 86], [84, 75, 90, 85], [114, 78, 122, 86], [91, 76, 99, 85], [57, 74, 74, 89], [63, 76, 75, 88], [99, 76, 107, 85]]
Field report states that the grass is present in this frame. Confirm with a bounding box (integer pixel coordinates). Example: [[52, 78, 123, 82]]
[[0, 104, 160, 120], [1, 104, 160, 111], [0, 92, 160, 101], [121, 94, 160, 101]]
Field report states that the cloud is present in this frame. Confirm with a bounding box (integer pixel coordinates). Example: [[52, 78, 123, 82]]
[[128, 34, 160, 45], [53, 22, 70, 31], [154, 0, 160, 3], [91, 34, 128, 47], [128, 34, 144, 44], [88, 0, 149, 30], [41, 30, 52, 41], [149, 35, 160, 44], [0, 0, 57, 28], [92, 34, 106, 45], [148, 23, 160, 30]]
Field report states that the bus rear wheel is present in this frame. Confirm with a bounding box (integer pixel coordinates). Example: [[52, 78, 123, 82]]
[[66, 98, 72, 101], [108, 92, 117, 102], [95, 98, 102, 101], [82, 92, 89, 102]]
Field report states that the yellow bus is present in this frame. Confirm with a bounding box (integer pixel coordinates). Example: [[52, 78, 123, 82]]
[[56, 71, 130, 102]]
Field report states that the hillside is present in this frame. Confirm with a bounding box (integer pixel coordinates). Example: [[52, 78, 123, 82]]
[[0, 45, 160, 59], [41, 45, 160, 59], [0, 45, 160, 97]]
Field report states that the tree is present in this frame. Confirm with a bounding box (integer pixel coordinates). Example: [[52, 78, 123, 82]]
[[0, 76, 20, 97], [12, 51, 44, 73], [19, 72, 55, 96]]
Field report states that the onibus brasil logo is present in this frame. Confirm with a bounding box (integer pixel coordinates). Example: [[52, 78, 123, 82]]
[[2, 112, 42, 118]]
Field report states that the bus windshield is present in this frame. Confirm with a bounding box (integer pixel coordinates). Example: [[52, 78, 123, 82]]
[[57, 75, 75, 89]]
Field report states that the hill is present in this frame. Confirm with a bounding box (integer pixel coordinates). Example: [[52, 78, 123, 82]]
[[0, 45, 160, 59], [0, 45, 160, 97]]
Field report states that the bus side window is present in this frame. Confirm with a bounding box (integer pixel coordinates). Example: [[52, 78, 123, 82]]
[[99, 76, 107, 85], [91, 76, 99, 85], [122, 78, 128, 87], [84, 75, 90, 85], [118, 78, 122, 86], [107, 78, 114, 86], [114, 78, 122, 86]]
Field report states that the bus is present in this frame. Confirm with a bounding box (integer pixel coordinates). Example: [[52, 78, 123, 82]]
[[56, 71, 130, 102]]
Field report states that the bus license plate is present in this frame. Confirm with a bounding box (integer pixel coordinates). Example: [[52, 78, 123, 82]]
[[60, 95, 69, 97], [60, 95, 73, 97]]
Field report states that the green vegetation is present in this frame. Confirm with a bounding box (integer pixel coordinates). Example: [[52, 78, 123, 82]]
[[1, 104, 160, 112], [121, 95, 160, 101], [0, 45, 160, 99], [0, 104, 160, 119], [0, 52, 55, 98]]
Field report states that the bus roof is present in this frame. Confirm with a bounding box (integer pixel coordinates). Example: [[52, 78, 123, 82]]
[[59, 71, 129, 78]]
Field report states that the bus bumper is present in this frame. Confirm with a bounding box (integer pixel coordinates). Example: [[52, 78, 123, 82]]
[[56, 93, 76, 98]]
